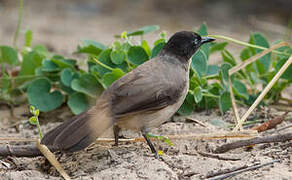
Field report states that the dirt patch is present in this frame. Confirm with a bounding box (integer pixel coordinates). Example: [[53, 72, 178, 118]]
[[0, 105, 291, 179]]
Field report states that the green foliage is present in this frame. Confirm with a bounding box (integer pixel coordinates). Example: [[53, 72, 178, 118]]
[[219, 92, 232, 114], [146, 133, 174, 146], [27, 78, 64, 112], [25, 30, 33, 47], [1, 24, 292, 118], [68, 92, 89, 115], [29, 105, 43, 139], [128, 46, 149, 65], [71, 74, 103, 98], [0, 46, 19, 66], [76, 39, 106, 55], [115, 25, 160, 38]]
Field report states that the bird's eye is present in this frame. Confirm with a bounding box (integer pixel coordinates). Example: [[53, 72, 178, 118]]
[[194, 39, 199, 45]]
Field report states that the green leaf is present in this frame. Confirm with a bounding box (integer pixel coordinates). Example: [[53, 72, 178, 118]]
[[102, 68, 125, 87], [240, 47, 255, 73], [208, 82, 223, 96], [1, 71, 10, 93], [195, 24, 211, 61], [32, 45, 49, 56], [121, 42, 131, 52], [219, 63, 232, 87], [192, 49, 208, 77], [197, 23, 208, 36], [275, 57, 292, 80], [41, 60, 60, 72], [0, 46, 19, 66], [68, 92, 89, 115], [219, 92, 232, 114], [154, 38, 166, 46], [127, 25, 159, 37], [210, 42, 228, 54], [51, 58, 76, 69], [141, 40, 151, 56], [29, 105, 35, 114], [60, 82, 75, 95], [29, 116, 37, 125], [222, 49, 237, 66], [193, 87, 203, 103], [113, 40, 122, 50], [90, 49, 117, 77], [76, 40, 106, 55], [25, 30, 33, 47], [232, 80, 248, 99], [150, 42, 166, 58], [60, 68, 79, 87], [110, 50, 125, 65], [177, 93, 195, 115], [19, 51, 44, 76], [71, 74, 104, 97], [240, 47, 253, 61], [250, 32, 270, 74], [207, 65, 220, 76], [34, 109, 40, 116], [27, 78, 64, 112], [275, 45, 292, 59], [127, 46, 149, 65]]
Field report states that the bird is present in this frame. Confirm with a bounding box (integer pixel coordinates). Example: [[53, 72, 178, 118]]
[[41, 31, 215, 157]]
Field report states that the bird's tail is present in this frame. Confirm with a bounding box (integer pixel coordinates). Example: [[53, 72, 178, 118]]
[[41, 100, 113, 152]]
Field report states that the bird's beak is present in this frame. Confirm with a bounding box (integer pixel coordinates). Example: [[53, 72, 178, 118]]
[[201, 36, 216, 44]]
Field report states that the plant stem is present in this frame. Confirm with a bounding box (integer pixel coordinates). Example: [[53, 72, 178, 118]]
[[228, 119, 262, 128], [202, 92, 245, 106], [208, 35, 290, 56], [0, 74, 59, 81], [205, 74, 219, 80], [202, 92, 220, 99], [92, 57, 114, 71], [13, 0, 23, 48], [36, 116, 43, 139]]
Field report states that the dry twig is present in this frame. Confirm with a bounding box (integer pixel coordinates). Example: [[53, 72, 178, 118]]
[[206, 159, 280, 180], [37, 139, 71, 180], [0, 131, 258, 157], [0, 143, 41, 157], [196, 150, 241, 161], [214, 132, 292, 153]]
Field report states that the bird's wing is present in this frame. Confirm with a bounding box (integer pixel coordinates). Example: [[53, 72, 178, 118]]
[[110, 63, 185, 117]]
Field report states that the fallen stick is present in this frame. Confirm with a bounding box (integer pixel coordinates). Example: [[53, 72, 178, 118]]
[[205, 165, 248, 178], [37, 139, 71, 180], [214, 132, 292, 153], [0, 131, 257, 157], [0, 143, 41, 157], [196, 150, 241, 161], [206, 159, 280, 180]]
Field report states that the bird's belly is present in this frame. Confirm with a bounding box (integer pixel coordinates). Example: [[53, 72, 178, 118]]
[[117, 81, 189, 131]]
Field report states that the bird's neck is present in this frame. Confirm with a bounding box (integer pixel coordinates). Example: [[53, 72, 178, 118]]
[[159, 49, 190, 64], [158, 53, 191, 72]]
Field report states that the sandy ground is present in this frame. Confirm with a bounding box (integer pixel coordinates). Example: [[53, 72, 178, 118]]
[[1, 0, 292, 179], [0, 105, 291, 179]]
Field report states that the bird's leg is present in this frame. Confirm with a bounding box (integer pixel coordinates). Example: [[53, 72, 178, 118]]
[[113, 125, 120, 146], [141, 129, 159, 159]]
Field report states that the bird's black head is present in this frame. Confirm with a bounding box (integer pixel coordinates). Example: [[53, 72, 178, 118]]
[[160, 31, 215, 63]]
